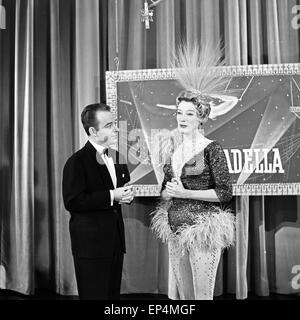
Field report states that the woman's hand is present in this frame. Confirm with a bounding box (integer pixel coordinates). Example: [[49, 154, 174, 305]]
[[166, 178, 188, 199], [161, 189, 172, 201]]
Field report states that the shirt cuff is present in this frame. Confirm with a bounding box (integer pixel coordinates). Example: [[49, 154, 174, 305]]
[[109, 190, 114, 206]]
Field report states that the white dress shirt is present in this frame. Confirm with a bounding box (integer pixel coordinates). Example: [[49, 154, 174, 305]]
[[89, 140, 117, 206]]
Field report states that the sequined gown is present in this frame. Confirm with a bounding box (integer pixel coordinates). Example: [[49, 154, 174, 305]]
[[151, 140, 235, 300]]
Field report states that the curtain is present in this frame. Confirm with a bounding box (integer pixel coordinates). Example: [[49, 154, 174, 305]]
[[0, 0, 78, 295], [0, 0, 299, 298]]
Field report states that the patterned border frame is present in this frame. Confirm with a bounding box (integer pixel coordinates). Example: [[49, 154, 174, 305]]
[[130, 183, 300, 197], [106, 63, 300, 196]]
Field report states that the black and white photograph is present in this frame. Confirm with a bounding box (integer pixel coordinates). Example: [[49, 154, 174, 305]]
[[0, 0, 300, 313]]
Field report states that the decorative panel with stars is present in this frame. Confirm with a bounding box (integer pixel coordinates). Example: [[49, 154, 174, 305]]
[[106, 64, 300, 196]]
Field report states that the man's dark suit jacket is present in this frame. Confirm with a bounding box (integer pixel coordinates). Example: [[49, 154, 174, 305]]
[[62, 141, 130, 258]]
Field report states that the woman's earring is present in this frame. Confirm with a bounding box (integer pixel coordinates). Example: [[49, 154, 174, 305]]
[[199, 122, 204, 135]]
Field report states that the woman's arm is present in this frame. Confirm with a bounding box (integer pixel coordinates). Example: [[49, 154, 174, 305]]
[[182, 188, 220, 202], [165, 180, 220, 202]]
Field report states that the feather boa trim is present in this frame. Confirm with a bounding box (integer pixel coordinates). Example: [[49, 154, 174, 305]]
[[151, 204, 236, 252]]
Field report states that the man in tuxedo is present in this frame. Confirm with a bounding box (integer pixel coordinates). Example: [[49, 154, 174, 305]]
[[62, 103, 133, 300]]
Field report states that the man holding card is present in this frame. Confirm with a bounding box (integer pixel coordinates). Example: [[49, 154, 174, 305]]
[[62, 103, 133, 300]]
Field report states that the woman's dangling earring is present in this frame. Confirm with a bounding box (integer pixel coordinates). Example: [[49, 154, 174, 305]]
[[199, 122, 204, 135]]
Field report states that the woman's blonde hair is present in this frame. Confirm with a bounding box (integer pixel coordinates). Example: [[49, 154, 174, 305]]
[[176, 90, 211, 121]]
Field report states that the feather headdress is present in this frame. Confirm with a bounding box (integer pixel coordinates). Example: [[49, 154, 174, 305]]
[[172, 41, 228, 100]]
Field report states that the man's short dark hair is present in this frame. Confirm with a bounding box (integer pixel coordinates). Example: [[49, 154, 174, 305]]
[[81, 103, 111, 136]]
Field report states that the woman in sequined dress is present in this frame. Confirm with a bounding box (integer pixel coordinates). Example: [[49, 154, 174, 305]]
[[151, 89, 236, 300]]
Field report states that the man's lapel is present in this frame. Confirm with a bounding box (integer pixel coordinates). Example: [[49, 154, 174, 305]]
[[96, 153, 115, 189], [84, 141, 115, 189]]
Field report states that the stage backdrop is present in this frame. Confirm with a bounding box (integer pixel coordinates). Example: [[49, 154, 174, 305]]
[[106, 63, 300, 197]]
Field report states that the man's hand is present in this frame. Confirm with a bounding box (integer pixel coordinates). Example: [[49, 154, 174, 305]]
[[113, 186, 134, 203], [119, 184, 134, 204], [119, 183, 134, 204], [119, 196, 134, 204]]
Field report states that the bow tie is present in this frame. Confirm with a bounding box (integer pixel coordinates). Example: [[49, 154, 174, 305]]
[[96, 149, 109, 165], [101, 148, 109, 156]]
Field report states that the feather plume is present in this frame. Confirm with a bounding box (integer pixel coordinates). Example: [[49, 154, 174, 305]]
[[172, 41, 228, 96], [150, 203, 173, 243], [151, 204, 236, 253], [176, 207, 236, 252]]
